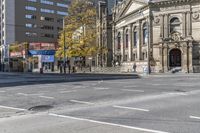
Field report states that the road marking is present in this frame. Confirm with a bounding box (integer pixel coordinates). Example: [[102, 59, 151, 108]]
[[165, 92, 187, 96], [190, 115, 200, 120], [121, 89, 144, 92], [17, 93, 28, 96], [70, 100, 95, 105], [94, 87, 110, 90], [59, 90, 77, 94], [175, 84, 195, 87], [73, 86, 85, 89], [17, 93, 44, 96], [124, 86, 137, 88], [151, 84, 162, 86], [49, 113, 169, 133], [0, 105, 26, 111], [39, 96, 55, 99], [0, 91, 6, 93], [113, 105, 149, 112]]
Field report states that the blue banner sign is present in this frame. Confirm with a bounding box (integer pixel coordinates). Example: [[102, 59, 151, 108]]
[[41, 55, 55, 62], [29, 50, 55, 55]]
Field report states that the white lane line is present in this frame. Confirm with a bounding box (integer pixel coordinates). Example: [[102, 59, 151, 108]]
[[151, 84, 162, 86], [59, 90, 77, 94], [94, 87, 110, 90], [0, 105, 26, 111], [0, 91, 6, 93], [124, 86, 137, 88], [165, 92, 187, 96], [70, 100, 95, 105], [17, 93, 44, 96], [17, 93, 28, 96], [190, 115, 200, 120], [113, 105, 149, 112], [73, 86, 85, 89], [121, 89, 144, 92], [39, 96, 55, 99], [49, 113, 169, 133]]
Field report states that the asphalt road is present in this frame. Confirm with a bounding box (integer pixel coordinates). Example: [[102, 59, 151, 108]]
[[0, 73, 200, 133]]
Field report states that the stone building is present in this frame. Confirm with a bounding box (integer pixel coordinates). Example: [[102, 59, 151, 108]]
[[96, 0, 115, 67], [112, 0, 200, 73]]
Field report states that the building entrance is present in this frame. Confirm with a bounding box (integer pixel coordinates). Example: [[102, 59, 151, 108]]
[[169, 49, 182, 67]]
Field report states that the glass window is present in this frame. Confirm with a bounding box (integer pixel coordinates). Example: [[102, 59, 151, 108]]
[[125, 29, 129, 49], [25, 23, 37, 28], [25, 6, 37, 11], [57, 11, 68, 16], [170, 17, 181, 33], [41, 8, 54, 14], [57, 3, 68, 8], [117, 33, 121, 50], [143, 23, 148, 45], [25, 14, 36, 19], [133, 31, 137, 47], [40, 0, 54, 5], [27, 0, 37, 2]]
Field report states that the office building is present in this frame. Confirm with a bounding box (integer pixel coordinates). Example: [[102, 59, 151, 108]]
[[0, 0, 70, 71]]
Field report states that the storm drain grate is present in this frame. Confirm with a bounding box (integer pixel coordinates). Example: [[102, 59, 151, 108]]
[[28, 105, 53, 112]]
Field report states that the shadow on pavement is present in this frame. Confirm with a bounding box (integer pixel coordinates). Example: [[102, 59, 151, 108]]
[[0, 73, 140, 88]]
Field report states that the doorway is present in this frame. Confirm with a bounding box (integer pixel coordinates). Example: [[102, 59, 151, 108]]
[[169, 49, 182, 67]]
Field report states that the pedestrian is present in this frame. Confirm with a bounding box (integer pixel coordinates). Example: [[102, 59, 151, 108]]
[[60, 64, 63, 74], [133, 63, 136, 72]]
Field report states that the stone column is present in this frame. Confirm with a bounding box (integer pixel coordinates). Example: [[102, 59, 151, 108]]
[[187, 11, 192, 36], [121, 28, 125, 62], [160, 14, 164, 38], [182, 12, 187, 37], [112, 27, 116, 63], [137, 21, 142, 60], [164, 14, 169, 38], [159, 44, 164, 72], [182, 42, 188, 72], [163, 43, 168, 72], [128, 24, 132, 62], [188, 42, 193, 73]]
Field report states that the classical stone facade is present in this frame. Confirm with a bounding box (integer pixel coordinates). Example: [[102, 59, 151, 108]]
[[112, 0, 200, 73]]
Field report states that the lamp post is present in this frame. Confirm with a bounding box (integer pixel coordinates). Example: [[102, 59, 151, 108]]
[[63, 17, 67, 77]]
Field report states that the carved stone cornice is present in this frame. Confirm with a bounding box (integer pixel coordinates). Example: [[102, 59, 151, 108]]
[[151, 0, 199, 6]]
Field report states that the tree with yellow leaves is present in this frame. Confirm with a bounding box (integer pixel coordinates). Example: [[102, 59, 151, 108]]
[[56, 0, 97, 66]]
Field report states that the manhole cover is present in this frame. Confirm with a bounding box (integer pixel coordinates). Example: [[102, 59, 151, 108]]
[[28, 105, 53, 111], [175, 89, 186, 92]]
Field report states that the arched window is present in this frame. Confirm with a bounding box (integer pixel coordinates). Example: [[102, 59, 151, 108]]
[[125, 29, 129, 49], [117, 32, 121, 50], [170, 17, 181, 33], [143, 23, 148, 45], [133, 27, 138, 47]]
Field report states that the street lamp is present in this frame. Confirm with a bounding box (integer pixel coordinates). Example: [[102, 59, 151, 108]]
[[63, 17, 67, 77]]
